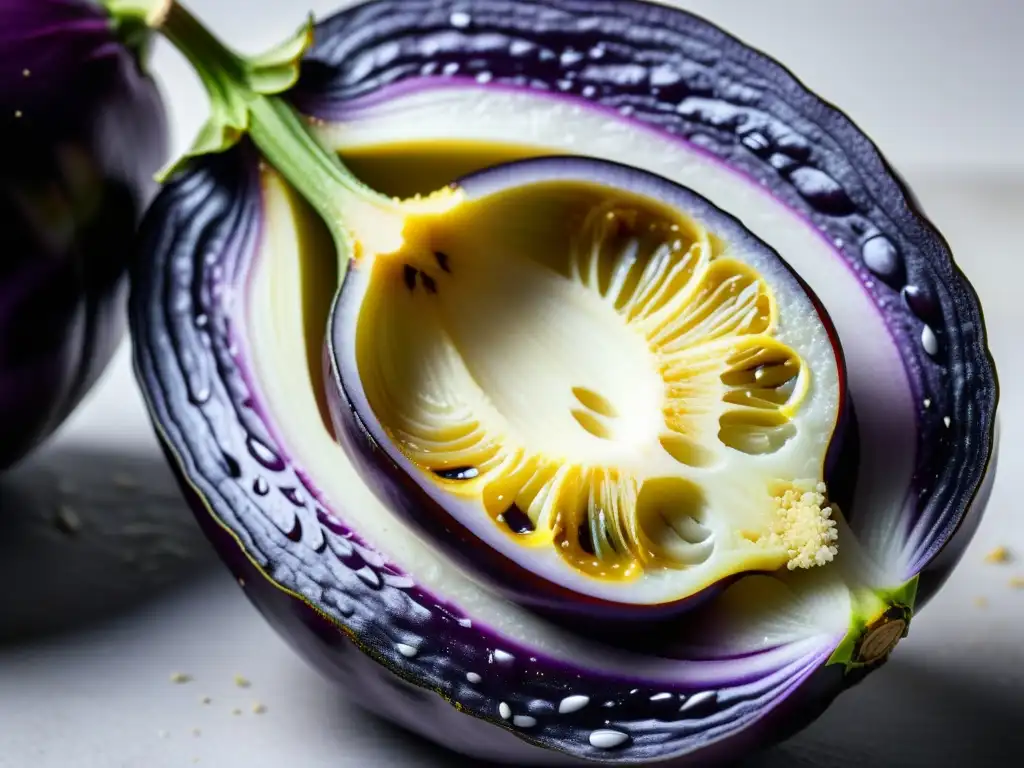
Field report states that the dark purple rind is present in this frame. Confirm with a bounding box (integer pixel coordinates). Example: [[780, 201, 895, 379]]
[[130, 144, 845, 763], [326, 154, 848, 622], [0, 0, 167, 470], [1, 0, 122, 120], [292, 0, 998, 595]]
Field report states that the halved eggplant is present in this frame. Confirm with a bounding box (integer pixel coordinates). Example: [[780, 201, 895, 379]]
[[120, 0, 998, 764]]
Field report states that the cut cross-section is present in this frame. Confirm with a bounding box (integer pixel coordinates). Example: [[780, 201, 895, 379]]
[[330, 157, 845, 608]]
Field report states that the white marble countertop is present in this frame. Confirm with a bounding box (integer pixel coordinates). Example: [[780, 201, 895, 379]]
[[1, 1, 1023, 766]]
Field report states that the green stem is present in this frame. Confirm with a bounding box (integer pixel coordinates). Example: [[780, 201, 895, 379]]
[[102, 0, 395, 254]]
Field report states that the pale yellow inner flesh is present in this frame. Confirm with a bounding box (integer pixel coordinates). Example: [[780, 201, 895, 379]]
[[354, 177, 838, 583]]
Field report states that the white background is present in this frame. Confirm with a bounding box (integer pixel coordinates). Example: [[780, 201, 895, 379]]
[[1, 1, 1022, 766]]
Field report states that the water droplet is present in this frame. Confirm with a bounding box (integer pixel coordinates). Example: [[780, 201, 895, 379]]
[[449, 11, 471, 28], [741, 131, 771, 155], [476, 71, 493, 84], [499, 702, 512, 720], [558, 695, 590, 714], [680, 690, 718, 713], [195, 313, 209, 328], [589, 730, 629, 749], [770, 153, 799, 173], [188, 385, 211, 405], [921, 325, 940, 357], [788, 167, 856, 215], [284, 515, 302, 542], [513, 715, 537, 728], [943, 416, 952, 428], [862, 235, 902, 281], [775, 133, 811, 160], [561, 49, 585, 66], [442, 62, 460, 76], [246, 436, 284, 470], [396, 643, 418, 658], [582, 85, 597, 98], [509, 40, 534, 57], [493, 649, 514, 664], [650, 692, 673, 702], [903, 284, 941, 324], [466, 672, 482, 684], [281, 487, 306, 507], [355, 567, 381, 588]]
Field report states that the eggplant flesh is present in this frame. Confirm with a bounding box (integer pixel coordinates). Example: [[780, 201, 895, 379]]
[[327, 155, 844, 614], [1, 0, 167, 470], [129, 0, 997, 764]]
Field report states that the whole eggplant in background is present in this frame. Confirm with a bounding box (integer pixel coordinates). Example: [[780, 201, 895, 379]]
[[110, 0, 998, 765], [0, 0, 167, 470]]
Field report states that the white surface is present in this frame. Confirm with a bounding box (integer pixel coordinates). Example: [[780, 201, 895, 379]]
[[2, 1, 1023, 766]]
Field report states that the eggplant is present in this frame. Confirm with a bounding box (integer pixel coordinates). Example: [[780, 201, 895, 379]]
[[119, 0, 997, 764], [0, 0, 167, 470]]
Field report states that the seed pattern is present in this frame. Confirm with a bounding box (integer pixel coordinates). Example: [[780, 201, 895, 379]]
[[362, 197, 821, 579]]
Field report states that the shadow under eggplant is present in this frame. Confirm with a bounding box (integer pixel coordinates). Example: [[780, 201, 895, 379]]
[[0, 441, 217, 644], [737, 655, 1024, 768]]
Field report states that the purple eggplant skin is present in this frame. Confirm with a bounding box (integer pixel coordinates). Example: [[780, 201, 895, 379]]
[[128, 0, 996, 764], [0, 0, 167, 470]]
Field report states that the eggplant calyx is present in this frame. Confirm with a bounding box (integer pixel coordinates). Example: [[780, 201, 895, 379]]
[[827, 577, 918, 672], [101, 0, 420, 261]]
